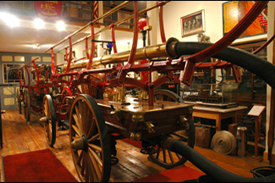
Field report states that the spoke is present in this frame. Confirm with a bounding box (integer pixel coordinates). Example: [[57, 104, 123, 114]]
[[72, 135, 80, 140], [176, 153, 181, 160], [88, 144, 102, 153], [83, 108, 92, 135], [77, 150, 84, 165], [48, 123, 52, 142], [75, 105, 83, 129], [85, 157, 90, 182], [72, 125, 82, 137], [44, 101, 48, 116], [87, 153, 98, 182], [88, 133, 100, 143], [163, 148, 166, 163], [168, 150, 174, 164], [81, 152, 86, 176], [86, 118, 96, 138], [73, 114, 83, 135], [156, 146, 160, 160], [89, 148, 103, 170], [88, 148, 102, 180]]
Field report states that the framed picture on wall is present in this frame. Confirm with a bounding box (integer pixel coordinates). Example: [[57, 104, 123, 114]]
[[181, 9, 205, 38], [64, 51, 76, 62], [222, 1, 267, 38]]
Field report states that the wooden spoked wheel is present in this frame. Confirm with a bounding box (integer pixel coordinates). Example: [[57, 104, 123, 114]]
[[23, 88, 30, 122], [17, 88, 22, 114], [150, 89, 195, 169], [69, 94, 111, 182], [43, 94, 56, 147]]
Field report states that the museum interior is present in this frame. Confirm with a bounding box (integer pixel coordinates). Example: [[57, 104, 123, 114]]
[[0, 1, 275, 182]]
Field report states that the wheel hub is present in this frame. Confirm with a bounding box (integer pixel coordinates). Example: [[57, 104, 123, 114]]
[[71, 134, 88, 152]]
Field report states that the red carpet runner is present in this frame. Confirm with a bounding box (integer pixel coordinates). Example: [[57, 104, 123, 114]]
[[2, 149, 77, 182], [133, 165, 205, 182]]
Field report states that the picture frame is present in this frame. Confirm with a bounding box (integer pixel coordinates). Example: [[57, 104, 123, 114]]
[[181, 9, 205, 38], [64, 51, 76, 62], [222, 1, 267, 38]]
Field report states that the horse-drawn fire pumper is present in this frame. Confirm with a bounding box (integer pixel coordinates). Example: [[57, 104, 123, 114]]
[[16, 1, 275, 182], [16, 57, 52, 124]]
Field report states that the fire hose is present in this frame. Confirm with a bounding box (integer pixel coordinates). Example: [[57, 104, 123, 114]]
[[160, 41, 275, 181], [162, 137, 275, 182]]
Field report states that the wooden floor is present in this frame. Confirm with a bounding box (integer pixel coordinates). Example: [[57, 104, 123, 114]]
[[0, 109, 270, 182]]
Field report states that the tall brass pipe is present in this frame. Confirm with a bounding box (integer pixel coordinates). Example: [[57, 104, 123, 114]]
[[62, 38, 179, 71]]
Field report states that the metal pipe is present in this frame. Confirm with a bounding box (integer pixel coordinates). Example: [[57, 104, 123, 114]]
[[63, 40, 173, 70]]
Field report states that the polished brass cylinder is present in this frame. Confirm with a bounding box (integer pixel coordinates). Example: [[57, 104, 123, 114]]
[[63, 38, 179, 71]]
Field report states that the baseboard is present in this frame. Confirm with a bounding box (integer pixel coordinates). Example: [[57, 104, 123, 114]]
[[263, 151, 275, 165]]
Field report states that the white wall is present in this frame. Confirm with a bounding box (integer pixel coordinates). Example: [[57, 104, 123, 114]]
[[159, 1, 266, 44]]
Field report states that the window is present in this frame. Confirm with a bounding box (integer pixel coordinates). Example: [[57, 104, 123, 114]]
[[1, 55, 13, 62], [2, 63, 23, 83], [14, 56, 25, 62]]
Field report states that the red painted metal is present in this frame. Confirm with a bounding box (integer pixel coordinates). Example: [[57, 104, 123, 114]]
[[85, 36, 89, 59], [110, 23, 122, 67], [87, 24, 95, 70], [117, 1, 139, 84], [66, 37, 73, 73], [158, 1, 166, 43], [51, 48, 56, 78], [253, 33, 275, 54], [231, 64, 242, 83], [180, 59, 196, 85]]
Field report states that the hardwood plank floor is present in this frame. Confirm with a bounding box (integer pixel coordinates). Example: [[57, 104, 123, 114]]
[[0, 109, 270, 182]]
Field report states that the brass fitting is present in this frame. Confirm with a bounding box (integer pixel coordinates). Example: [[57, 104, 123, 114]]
[[130, 132, 141, 141], [132, 114, 144, 122], [145, 121, 155, 133]]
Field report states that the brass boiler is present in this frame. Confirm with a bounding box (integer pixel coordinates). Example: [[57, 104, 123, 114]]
[[63, 38, 179, 70]]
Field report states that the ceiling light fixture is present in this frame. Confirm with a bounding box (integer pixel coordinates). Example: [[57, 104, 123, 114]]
[[0, 12, 19, 27], [33, 44, 40, 49], [33, 18, 44, 29], [56, 21, 65, 31]]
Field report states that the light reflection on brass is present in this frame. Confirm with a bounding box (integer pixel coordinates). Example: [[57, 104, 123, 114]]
[[63, 38, 179, 70], [129, 132, 141, 141], [132, 114, 144, 122]]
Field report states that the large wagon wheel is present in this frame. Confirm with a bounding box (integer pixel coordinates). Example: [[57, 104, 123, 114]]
[[149, 89, 195, 169], [43, 94, 56, 147], [23, 88, 30, 123], [69, 94, 111, 182], [17, 88, 22, 114]]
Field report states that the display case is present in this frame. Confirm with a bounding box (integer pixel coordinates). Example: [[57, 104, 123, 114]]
[[180, 70, 239, 109]]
